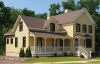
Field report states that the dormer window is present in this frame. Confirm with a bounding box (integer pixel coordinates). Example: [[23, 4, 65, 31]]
[[50, 23, 55, 32], [19, 22, 23, 31]]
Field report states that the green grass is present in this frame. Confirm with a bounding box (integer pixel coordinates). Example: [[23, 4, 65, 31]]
[[24, 56, 86, 63], [88, 61, 100, 64]]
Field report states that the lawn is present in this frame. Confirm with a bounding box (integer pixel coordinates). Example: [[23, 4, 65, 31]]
[[24, 56, 86, 63]]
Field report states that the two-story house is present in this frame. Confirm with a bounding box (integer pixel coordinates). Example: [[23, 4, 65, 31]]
[[4, 8, 96, 59]]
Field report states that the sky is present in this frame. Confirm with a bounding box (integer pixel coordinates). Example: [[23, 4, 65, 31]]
[[1, 0, 78, 15]]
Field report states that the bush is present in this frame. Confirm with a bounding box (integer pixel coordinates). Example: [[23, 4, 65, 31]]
[[54, 53, 57, 57], [63, 52, 67, 56], [19, 48, 25, 57], [25, 46, 32, 57]]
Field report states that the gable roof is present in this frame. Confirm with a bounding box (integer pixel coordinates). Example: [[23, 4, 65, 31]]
[[20, 15, 46, 29]]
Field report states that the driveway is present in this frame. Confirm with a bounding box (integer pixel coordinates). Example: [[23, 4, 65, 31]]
[[0, 60, 32, 64]]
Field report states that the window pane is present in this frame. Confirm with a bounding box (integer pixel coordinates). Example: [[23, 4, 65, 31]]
[[37, 37, 42, 47], [76, 23, 80, 32], [23, 37, 26, 47], [50, 23, 55, 32], [86, 39, 92, 48], [11, 38, 13, 44], [7, 39, 9, 44], [89, 26, 92, 33], [83, 25, 87, 33], [19, 22, 23, 31], [15, 38, 18, 47]]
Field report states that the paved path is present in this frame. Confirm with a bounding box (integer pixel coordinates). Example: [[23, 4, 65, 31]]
[[0, 60, 32, 64]]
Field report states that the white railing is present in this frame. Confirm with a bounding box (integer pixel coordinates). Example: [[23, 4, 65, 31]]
[[79, 45, 91, 59], [30, 46, 70, 53]]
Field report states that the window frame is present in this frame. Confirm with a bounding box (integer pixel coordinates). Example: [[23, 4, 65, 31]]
[[76, 23, 80, 32], [50, 23, 55, 32], [7, 39, 9, 44], [11, 38, 13, 44], [37, 37, 42, 47], [23, 37, 26, 47], [19, 22, 23, 31], [83, 24, 87, 33], [15, 37, 18, 47], [89, 25, 92, 33]]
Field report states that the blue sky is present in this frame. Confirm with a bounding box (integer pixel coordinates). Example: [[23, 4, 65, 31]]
[[1, 0, 78, 15]]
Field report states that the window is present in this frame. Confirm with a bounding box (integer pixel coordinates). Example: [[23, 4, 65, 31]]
[[23, 37, 26, 47], [7, 39, 9, 44], [37, 37, 42, 47], [19, 22, 23, 31], [50, 23, 55, 32], [15, 38, 18, 47], [52, 39, 57, 47], [11, 38, 13, 44], [76, 23, 80, 32], [86, 39, 92, 48], [83, 25, 87, 33], [89, 26, 92, 33]]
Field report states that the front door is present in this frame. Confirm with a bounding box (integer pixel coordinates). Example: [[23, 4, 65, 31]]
[[60, 39, 63, 51], [74, 39, 79, 52]]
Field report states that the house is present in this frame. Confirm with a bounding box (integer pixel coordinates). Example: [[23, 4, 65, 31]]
[[4, 8, 96, 59]]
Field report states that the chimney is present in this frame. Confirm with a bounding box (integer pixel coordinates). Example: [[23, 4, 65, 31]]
[[64, 9, 72, 13], [47, 16, 51, 20]]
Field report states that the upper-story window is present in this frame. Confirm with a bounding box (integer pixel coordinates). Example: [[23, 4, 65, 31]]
[[76, 23, 80, 32], [11, 38, 13, 44], [83, 25, 87, 33], [89, 25, 92, 33], [23, 37, 26, 47], [19, 22, 23, 31], [50, 23, 55, 32]]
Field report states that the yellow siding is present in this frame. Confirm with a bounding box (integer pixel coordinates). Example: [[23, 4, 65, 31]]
[[46, 20, 60, 32], [73, 13, 95, 52], [29, 36, 34, 46], [63, 23, 74, 37], [6, 17, 29, 53]]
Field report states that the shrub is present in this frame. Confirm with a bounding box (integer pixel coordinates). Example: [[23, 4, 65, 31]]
[[25, 46, 32, 57], [63, 52, 67, 56], [54, 53, 57, 57], [19, 48, 25, 57]]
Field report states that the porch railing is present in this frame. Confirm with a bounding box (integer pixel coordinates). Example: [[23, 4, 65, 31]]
[[79, 45, 91, 59], [30, 46, 71, 53]]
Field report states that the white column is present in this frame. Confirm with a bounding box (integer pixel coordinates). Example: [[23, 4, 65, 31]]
[[54, 38, 56, 52], [44, 38, 47, 56], [63, 39, 64, 52], [34, 36, 36, 56]]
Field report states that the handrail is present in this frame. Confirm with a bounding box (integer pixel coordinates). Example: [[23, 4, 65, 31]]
[[79, 45, 91, 59]]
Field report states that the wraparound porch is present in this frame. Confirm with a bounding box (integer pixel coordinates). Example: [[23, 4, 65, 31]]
[[29, 31, 72, 56]]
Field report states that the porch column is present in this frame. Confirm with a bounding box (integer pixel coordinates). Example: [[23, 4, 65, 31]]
[[34, 36, 36, 56], [44, 38, 47, 56], [63, 39, 65, 52], [54, 38, 56, 52]]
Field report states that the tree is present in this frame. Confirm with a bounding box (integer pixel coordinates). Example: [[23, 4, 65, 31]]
[[35, 13, 47, 19], [62, 0, 75, 10], [19, 48, 25, 57], [49, 3, 61, 16], [22, 8, 35, 17]]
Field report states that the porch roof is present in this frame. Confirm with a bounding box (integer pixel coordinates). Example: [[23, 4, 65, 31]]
[[30, 31, 71, 38], [74, 34, 92, 39]]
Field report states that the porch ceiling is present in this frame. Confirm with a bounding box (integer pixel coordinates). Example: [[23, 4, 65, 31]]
[[30, 31, 71, 38]]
